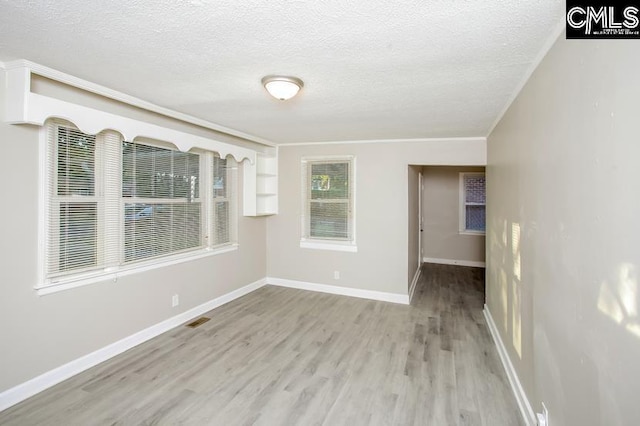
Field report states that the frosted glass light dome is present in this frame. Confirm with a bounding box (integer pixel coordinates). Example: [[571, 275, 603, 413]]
[[262, 75, 304, 101]]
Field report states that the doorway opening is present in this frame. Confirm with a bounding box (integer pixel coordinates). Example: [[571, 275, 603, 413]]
[[408, 165, 486, 303]]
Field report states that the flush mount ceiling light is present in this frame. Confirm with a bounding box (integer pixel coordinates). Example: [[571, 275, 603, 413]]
[[261, 75, 304, 101]]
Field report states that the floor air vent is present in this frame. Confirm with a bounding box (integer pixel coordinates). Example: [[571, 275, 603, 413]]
[[186, 317, 210, 328]]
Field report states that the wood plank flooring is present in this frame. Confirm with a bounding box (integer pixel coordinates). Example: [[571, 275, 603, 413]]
[[0, 263, 523, 425]]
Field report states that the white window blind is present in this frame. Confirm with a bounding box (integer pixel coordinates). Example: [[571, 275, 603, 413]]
[[302, 157, 354, 242], [122, 141, 203, 263], [47, 123, 101, 276], [212, 154, 236, 246], [44, 119, 237, 288], [460, 172, 486, 233]]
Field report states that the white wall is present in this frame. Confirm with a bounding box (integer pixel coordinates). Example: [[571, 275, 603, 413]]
[[487, 34, 640, 425], [422, 166, 485, 264], [267, 140, 485, 296], [0, 71, 268, 394]]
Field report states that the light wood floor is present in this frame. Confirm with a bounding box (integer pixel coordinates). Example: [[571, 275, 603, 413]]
[[0, 263, 523, 425]]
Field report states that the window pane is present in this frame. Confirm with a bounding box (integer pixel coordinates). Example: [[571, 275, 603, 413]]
[[59, 202, 97, 271], [122, 142, 199, 200], [173, 152, 200, 199], [57, 127, 95, 196], [124, 203, 201, 262], [213, 156, 227, 198], [172, 203, 202, 252], [310, 201, 349, 239], [311, 162, 349, 200], [464, 175, 485, 204], [213, 201, 230, 244], [466, 205, 486, 232]]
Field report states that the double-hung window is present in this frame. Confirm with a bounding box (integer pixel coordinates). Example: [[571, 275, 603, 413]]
[[122, 141, 203, 263], [43, 120, 237, 290], [212, 154, 233, 245], [301, 157, 356, 252], [459, 172, 486, 234], [47, 126, 101, 275]]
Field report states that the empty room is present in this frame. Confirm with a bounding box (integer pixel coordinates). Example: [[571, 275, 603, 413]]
[[0, 1, 639, 425]]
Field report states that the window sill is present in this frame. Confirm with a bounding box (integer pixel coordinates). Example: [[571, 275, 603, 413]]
[[459, 230, 486, 236], [35, 244, 239, 296], [300, 240, 358, 253]]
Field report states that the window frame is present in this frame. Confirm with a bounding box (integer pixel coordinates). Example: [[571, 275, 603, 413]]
[[300, 156, 357, 253], [459, 172, 486, 235], [38, 121, 238, 295], [210, 153, 237, 247], [46, 126, 103, 278]]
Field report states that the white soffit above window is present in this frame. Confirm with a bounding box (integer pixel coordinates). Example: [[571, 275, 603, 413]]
[[3, 65, 257, 163], [0, 0, 564, 144]]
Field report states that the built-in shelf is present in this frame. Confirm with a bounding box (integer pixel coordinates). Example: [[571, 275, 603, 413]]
[[243, 151, 278, 216]]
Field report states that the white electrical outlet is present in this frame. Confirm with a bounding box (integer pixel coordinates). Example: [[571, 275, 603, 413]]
[[172, 294, 179, 307], [334, 271, 340, 280]]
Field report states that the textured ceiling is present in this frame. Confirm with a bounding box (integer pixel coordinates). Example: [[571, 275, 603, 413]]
[[0, 0, 563, 144]]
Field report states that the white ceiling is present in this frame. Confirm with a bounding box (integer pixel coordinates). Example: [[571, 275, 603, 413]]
[[0, 0, 564, 145]]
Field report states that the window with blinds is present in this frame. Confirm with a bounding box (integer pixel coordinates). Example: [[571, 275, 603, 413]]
[[302, 157, 355, 243], [212, 154, 235, 246], [122, 142, 203, 263], [44, 120, 237, 287], [460, 172, 486, 234], [48, 126, 100, 276]]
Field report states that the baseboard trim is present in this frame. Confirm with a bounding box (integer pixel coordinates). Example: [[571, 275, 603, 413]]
[[484, 305, 536, 426], [422, 257, 485, 268], [0, 277, 268, 413], [409, 266, 421, 303], [267, 277, 409, 305]]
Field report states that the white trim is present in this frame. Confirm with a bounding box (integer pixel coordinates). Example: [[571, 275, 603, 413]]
[[4, 68, 257, 163], [486, 20, 565, 136], [4, 59, 274, 147], [459, 230, 486, 236], [268, 277, 409, 305], [36, 245, 239, 296], [281, 136, 486, 147], [37, 125, 47, 291], [422, 257, 486, 268], [0, 277, 268, 413], [484, 305, 536, 426], [409, 265, 421, 303], [299, 240, 358, 253]]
